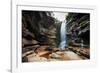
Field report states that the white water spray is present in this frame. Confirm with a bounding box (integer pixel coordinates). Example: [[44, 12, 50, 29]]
[[59, 20, 67, 50]]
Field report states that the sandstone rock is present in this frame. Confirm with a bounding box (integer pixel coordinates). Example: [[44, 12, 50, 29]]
[[47, 39, 57, 47], [38, 51, 51, 59], [22, 48, 30, 53], [24, 45, 40, 49], [55, 51, 70, 60], [22, 45, 40, 54], [35, 46, 49, 53], [59, 53, 71, 60], [56, 51, 64, 54], [32, 45, 40, 48], [27, 55, 47, 62], [22, 38, 31, 46], [50, 53, 61, 59], [64, 51, 82, 60], [22, 50, 35, 57], [47, 35, 56, 39], [22, 38, 39, 46], [32, 40, 39, 44], [55, 51, 82, 60], [47, 28, 56, 36], [48, 59, 61, 61], [52, 48, 60, 52]]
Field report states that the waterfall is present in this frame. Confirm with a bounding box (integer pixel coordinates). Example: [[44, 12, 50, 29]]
[[59, 20, 67, 50]]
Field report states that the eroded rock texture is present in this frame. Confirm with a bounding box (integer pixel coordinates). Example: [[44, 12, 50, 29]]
[[22, 11, 58, 62], [22, 11, 90, 62], [66, 13, 90, 47]]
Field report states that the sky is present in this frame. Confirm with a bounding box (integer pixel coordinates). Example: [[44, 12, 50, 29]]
[[53, 12, 68, 21]]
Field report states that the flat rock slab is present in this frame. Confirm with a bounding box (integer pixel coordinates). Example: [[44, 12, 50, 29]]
[[64, 51, 82, 60], [23, 47, 82, 62]]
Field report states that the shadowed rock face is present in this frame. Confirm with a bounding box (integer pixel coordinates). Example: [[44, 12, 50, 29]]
[[66, 13, 90, 47], [22, 10, 57, 56]]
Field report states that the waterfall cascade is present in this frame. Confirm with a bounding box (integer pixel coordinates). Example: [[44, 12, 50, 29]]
[[59, 20, 67, 50]]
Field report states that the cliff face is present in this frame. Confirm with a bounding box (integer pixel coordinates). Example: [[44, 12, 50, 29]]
[[66, 13, 90, 47], [22, 10, 57, 55]]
